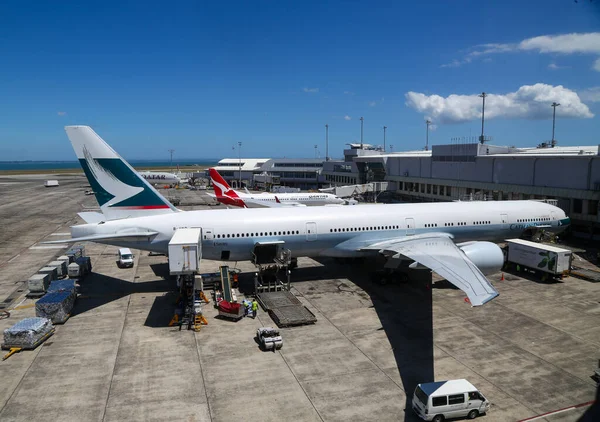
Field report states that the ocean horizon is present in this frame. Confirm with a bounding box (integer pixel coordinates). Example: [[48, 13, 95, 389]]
[[0, 159, 219, 171]]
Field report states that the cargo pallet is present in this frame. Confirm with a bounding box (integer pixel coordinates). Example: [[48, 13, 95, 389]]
[[2, 327, 55, 360], [257, 291, 316, 328]]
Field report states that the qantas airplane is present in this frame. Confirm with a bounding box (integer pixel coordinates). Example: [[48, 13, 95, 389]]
[[48, 126, 571, 306], [138, 170, 181, 186], [208, 168, 345, 207]]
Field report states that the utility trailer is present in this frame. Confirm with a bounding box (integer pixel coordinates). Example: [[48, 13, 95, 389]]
[[257, 327, 283, 351], [505, 239, 572, 280]]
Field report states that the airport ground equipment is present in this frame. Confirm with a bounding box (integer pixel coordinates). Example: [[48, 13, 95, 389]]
[[570, 266, 600, 282], [217, 301, 245, 321], [35, 290, 76, 324], [168, 229, 205, 330], [168, 228, 201, 275], [44, 180, 59, 187], [47, 260, 68, 278], [68, 257, 91, 280], [47, 279, 77, 294], [257, 327, 283, 351], [57, 255, 73, 266], [38, 266, 58, 282], [505, 239, 572, 279], [27, 273, 51, 296], [257, 290, 317, 328], [2, 317, 55, 360]]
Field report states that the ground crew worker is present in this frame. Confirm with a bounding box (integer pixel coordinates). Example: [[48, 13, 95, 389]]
[[252, 299, 259, 319]]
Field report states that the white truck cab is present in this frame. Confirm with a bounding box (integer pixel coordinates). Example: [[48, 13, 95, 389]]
[[412, 379, 490, 421], [117, 248, 134, 268]]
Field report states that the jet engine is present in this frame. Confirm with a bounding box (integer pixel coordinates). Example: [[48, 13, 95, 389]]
[[459, 241, 504, 275]]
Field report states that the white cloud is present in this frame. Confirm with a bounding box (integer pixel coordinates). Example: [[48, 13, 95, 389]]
[[405, 83, 593, 124], [303, 87, 319, 93], [369, 101, 377, 107], [548, 63, 560, 70], [344, 115, 352, 121], [448, 32, 600, 70], [57, 111, 67, 116], [518, 33, 600, 54], [579, 87, 600, 103], [343, 90, 354, 95]]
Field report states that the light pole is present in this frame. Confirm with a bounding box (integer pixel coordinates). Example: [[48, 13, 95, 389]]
[[425, 120, 431, 151], [168, 149, 175, 172], [325, 124, 329, 161], [360, 117, 364, 149], [479, 92, 487, 144], [390, 144, 394, 152], [383, 126, 387, 152], [314, 144, 318, 159], [237, 141, 242, 188], [551, 102, 560, 145]]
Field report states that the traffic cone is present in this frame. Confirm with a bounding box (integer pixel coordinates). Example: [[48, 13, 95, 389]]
[[500, 273, 504, 281]]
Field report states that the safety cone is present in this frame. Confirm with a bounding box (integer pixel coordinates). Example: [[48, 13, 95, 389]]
[[500, 273, 505, 281]]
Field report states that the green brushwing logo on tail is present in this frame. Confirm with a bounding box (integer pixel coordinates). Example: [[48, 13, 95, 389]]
[[79, 155, 170, 209]]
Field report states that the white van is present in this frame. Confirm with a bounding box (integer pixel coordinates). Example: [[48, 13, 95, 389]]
[[117, 248, 134, 268], [412, 379, 490, 421]]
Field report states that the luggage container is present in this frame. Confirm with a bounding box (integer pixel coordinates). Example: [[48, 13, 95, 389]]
[[38, 266, 58, 281], [57, 255, 73, 265], [44, 180, 59, 187], [35, 291, 76, 324], [76, 256, 92, 273], [47, 278, 77, 295], [28, 273, 51, 294], [68, 261, 88, 279], [47, 260, 68, 278]]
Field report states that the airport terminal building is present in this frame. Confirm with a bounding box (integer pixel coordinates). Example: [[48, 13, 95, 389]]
[[323, 142, 600, 238]]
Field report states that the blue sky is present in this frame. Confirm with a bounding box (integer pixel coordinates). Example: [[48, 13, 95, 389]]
[[1, 0, 599, 161]]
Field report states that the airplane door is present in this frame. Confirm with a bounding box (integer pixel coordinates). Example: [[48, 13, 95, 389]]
[[500, 214, 508, 229], [306, 222, 317, 241], [405, 218, 415, 235], [202, 228, 214, 241], [551, 211, 556, 221]]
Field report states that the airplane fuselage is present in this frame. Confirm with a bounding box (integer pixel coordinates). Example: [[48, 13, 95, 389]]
[[71, 200, 569, 261]]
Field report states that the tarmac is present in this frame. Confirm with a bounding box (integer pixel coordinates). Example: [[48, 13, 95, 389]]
[[0, 173, 598, 422]]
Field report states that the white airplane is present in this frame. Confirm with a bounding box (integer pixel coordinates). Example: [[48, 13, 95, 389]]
[[138, 170, 181, 186], [208, 168, 346, 207], [48, 126, 571, 306]]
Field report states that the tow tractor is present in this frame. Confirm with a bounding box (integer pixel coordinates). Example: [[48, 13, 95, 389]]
[[257, 327, 283, 351]]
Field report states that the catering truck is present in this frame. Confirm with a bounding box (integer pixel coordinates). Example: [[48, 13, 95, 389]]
[[505, 239, 572, 279]]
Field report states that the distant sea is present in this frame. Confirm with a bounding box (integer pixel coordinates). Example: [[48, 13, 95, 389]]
[[0, 160, 218, 171]]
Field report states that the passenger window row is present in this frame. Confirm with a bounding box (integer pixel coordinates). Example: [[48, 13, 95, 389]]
[[424, 223, 438, 228], [215, 230, 300, 239], [518, 217, 550, 222], [473, 221, 491, 225], [330, 225, 399, 233]]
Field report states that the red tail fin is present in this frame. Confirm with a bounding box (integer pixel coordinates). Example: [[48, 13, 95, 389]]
[[209, 168, 239, 198]]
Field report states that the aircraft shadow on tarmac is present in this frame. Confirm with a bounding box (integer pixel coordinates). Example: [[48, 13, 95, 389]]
[[71, 266, 177, 329], [291, 258, 434, 422]]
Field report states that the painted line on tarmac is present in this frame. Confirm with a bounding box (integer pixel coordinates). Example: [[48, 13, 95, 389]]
[[517, 400, 595, 421], [29, 245, 68, 250], [7, 254, 21, 263], [49, 232, 70, 236]]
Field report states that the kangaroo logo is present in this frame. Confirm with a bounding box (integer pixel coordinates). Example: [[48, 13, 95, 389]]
[[83, 146, 143, 207]]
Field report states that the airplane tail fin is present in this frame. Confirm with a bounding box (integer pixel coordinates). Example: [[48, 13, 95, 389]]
[[209, 168, 240, 198], [65, 126, 179, 220]]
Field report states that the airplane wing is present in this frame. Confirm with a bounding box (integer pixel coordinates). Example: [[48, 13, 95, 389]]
[[42, 231, 159, 244], [361, 234, 499, 306]]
